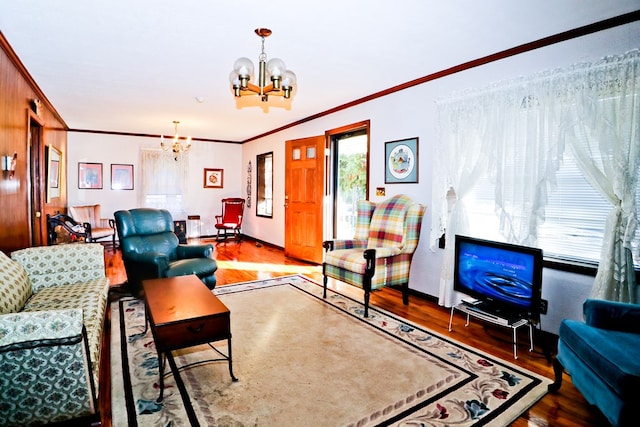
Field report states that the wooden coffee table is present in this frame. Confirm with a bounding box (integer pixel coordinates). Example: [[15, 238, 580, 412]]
[[142, 275, 238, 404]]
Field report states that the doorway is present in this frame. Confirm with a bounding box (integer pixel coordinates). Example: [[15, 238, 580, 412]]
[[326, 121, 370, 240], [282, 121, 370, 263], [28, 111, 45, 246]]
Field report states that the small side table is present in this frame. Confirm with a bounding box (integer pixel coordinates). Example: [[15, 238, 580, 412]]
[[448, 303, 534, 359]]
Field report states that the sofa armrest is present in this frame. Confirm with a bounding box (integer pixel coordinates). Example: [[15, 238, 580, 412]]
[[124, 251, 170, 273], [584, 299, 640, 334], [99, 217, 116, 229], [367, 246, 402, 258], [0, 309, 84, 350], [0, 309, 97, 425], [177, 243, 213, 259]]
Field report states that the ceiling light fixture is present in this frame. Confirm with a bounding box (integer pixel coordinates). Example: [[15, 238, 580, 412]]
[[230, 28, 296, 102], [161, 121, 192, 159]]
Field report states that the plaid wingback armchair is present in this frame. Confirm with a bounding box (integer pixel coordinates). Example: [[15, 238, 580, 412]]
[[322, 194, 426, 317]]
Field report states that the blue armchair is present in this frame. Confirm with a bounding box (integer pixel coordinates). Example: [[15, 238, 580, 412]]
[[114, 208, 218, 296], [550, 299, 640, 427]]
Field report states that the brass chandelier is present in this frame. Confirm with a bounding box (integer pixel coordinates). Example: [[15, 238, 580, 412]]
[[229, 28, 296, 102], [160, 120, 192, 158]]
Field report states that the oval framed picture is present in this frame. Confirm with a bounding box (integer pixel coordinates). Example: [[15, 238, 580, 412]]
[[385, 137, 418, 183]]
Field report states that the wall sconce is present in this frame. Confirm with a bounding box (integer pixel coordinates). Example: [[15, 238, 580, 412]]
[[2, 153, 17, 179]]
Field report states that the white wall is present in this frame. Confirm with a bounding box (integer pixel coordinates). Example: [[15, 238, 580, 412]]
[[67, 133, 243, 237], [240, 21, 640, 334]]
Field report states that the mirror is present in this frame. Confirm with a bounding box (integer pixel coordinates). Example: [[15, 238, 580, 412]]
[[46, 145, 61, 202], [256, 152, 273, 218]]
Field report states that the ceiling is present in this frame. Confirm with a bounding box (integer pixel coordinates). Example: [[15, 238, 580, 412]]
[[1, 1, 638, 142]]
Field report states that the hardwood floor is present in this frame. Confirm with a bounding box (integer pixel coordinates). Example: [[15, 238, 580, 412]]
[[100, 238, 608, 427]]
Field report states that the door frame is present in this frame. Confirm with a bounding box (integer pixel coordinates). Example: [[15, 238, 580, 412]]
[[28, 110, 45, 246]]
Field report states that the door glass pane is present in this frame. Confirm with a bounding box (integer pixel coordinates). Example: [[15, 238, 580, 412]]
[[292, 148, 301, 160], [306, 146, 316, 159], [335, 134, 368, 238]]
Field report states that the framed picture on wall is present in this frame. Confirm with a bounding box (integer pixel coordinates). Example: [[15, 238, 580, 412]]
[[111, 164, 134, 190], [46, 145, 61, 202], [385, 137, 419, 184], [78, 162, 103, 189], [204, 168, 223, 188]]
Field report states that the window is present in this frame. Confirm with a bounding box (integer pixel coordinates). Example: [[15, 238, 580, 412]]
[[256, 152, 273, 218], [465, 147, 640, 269], [139, 149, 188, 218], [539, 151, 640, 268]]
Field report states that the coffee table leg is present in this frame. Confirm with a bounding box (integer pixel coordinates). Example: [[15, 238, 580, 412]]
[[157, 352, 166, 402], [228, 337, 238, 382]]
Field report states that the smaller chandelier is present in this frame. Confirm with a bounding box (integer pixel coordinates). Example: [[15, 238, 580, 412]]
[[230, 28, 296, 102], [161, 121, 192, 158]]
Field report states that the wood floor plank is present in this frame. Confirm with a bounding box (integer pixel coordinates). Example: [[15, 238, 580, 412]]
[[100, 238, 607, 427]]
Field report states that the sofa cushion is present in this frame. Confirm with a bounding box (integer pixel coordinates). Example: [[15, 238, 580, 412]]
[[0, 251, 32, 314], [367, 194, 412, 249], [23, 278, 110, 377], [559, 319, 640, 396], [12, 243, 106, 294]]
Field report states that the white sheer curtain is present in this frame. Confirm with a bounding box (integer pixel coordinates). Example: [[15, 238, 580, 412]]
[[430, 98, 493, 306], [432, 50, 639, 306], [138, 149, 189, 219], [432, 78, 566, 306], [565, 50, 640, 302]]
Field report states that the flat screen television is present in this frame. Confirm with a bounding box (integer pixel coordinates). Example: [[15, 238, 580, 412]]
[[453, 235, 543, 321]]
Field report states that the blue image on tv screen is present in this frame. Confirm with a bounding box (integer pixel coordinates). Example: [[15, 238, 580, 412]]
[[458, 241, 535, 309]]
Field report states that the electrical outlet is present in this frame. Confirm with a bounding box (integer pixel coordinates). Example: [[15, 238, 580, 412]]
[[540, 299, 548, 315]]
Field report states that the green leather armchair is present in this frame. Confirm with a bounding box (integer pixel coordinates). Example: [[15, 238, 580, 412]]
[[114, 208, 217, 295]]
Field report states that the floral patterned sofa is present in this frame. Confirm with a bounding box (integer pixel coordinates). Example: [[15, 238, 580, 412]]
[[0, 243, 110, 426]]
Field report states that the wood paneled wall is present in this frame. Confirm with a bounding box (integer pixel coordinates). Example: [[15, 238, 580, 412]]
[[0, 32, 68, 253]]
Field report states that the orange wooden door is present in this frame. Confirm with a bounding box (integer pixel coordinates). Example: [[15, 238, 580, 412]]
[[284, 135, 325, 263]]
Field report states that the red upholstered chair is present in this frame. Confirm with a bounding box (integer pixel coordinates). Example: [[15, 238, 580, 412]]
[[215, 198, 245, 242]]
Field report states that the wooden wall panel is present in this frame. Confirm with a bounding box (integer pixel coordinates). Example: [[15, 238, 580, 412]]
[[0, 33, 67, 253]]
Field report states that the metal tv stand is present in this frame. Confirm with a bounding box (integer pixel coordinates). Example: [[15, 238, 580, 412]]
[[448, 301, 533, 359]]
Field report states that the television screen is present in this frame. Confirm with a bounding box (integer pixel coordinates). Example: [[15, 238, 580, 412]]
[[453, 235, 543, 320]]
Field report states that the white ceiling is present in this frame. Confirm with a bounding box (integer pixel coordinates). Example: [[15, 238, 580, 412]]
[[1, 1, 638, 142]]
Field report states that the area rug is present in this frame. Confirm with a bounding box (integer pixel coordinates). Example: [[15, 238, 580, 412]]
[[111, 275, 551, 426]]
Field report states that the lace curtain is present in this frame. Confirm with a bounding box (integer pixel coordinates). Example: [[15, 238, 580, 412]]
[[139, 149, 189, 219], [565, 52, 640, 302], [432, 50, 640, 306]]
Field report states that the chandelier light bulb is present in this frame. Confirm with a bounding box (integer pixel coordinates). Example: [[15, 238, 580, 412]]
[[234, 57, 254, 79], [282, 70, 296, 88], [267, 58, 286, 77]]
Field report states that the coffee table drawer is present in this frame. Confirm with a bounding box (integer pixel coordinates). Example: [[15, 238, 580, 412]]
[[155, 315, 230, 350]]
